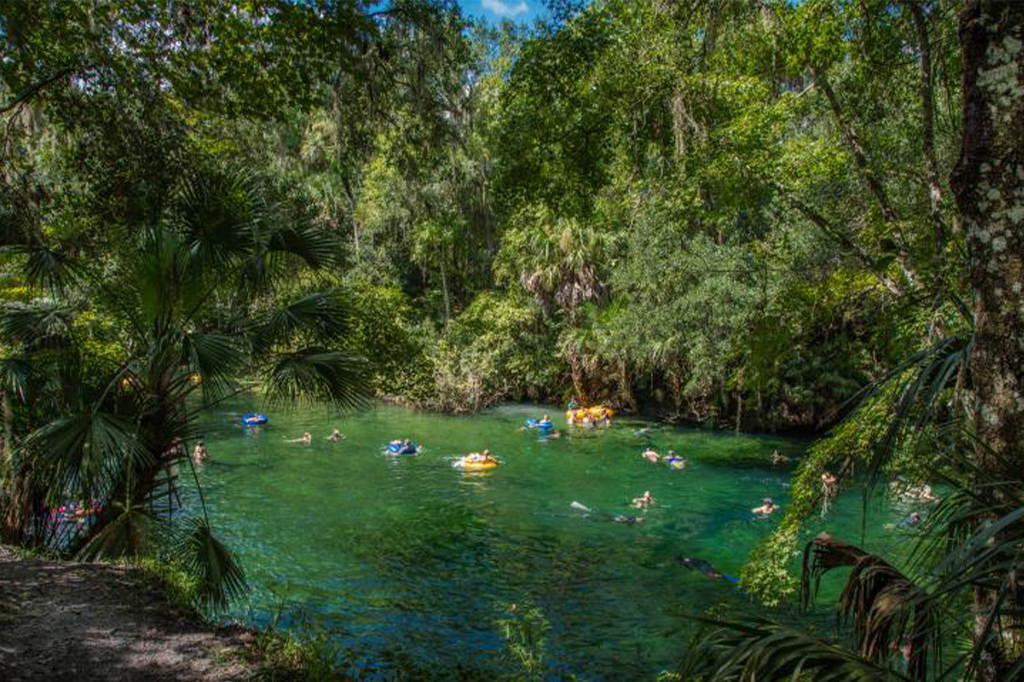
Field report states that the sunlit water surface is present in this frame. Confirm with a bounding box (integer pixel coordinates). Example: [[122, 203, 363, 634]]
[[184, 403, 913, 680]]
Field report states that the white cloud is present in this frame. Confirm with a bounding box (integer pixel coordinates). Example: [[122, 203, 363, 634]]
[[482, 0, 529, 17]]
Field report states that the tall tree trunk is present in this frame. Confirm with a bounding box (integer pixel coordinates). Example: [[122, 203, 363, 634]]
[[440, 258, 451, 322], [909, 1, 947, 277], [1, 386, 11, 471], [950, 3, 1024, 680]]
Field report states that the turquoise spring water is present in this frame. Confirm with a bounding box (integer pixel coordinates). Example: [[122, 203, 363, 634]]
[[185, 402, 914, 680]]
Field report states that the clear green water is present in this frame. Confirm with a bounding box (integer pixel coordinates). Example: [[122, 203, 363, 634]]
[[186, 402, 910, 680]]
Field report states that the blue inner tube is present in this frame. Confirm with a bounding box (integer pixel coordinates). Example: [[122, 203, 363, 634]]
[[525, 419, 554, 430], [242, 413, 268, 426], [387, 442, 418, 455]]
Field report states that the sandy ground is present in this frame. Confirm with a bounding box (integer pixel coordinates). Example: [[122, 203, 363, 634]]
[[0, 545, 259, 681]]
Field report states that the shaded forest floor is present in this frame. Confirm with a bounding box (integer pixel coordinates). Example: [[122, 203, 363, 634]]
[[0, 545, 260, 681]]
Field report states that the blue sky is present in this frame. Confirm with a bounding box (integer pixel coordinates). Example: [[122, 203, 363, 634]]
[[459, 0, 547, 24]]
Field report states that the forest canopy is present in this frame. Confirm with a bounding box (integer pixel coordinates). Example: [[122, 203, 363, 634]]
[[2, 1, 1024, 680]]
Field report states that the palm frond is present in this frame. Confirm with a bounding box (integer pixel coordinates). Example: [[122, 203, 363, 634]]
[[4, 244, 82, 292], [25, 410, 151, 498], [266, 225, 342, 269], [250, 292, 354, 353], [802, 533, 939, 680], [0, 300, 77, 348], [680, 615, 914, 681], [262, 348, 369, 409], [173, 516, 247, 614], [180, 332, 247, 401], [0, 356, 31, 401], [76, 500, 161, 561], [852, 333, 972, 493], [170, 169, 263, 271]]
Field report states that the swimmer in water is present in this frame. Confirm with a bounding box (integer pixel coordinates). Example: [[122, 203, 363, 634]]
[[465, 449, 495, 463], [821, 471, 838, 497], [571, 501, 645, 525], [326, 429, 344, 441], [641, 448, 659, 463], [192, 440, 208, 462], [770, 450, 791, 466], [632, 490, 655, 508], [664, 450, 686, 469], [678, 555, 740, 582], [752, 497, 778, 516], [286, 433, 312, 445]]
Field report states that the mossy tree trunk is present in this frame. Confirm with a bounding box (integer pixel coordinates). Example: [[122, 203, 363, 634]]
[[951, 3, 1024, 679]]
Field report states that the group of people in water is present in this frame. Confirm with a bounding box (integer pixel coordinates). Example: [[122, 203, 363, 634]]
[[640, 447, 687, 470], [284, 429, 345, 445]]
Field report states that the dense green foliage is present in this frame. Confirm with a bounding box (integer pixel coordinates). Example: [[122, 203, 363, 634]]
[[3, 0, 1024, 679]]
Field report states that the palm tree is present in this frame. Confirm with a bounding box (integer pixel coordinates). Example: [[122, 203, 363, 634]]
[[0, 168, 368, 611]]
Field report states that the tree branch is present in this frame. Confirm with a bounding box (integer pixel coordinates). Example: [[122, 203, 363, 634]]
[[0, 67, 78, 115], [813, 69, 898, 224]]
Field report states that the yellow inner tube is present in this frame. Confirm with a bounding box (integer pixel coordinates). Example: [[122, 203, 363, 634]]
[[567, 406, 614, 422], [457, 458, 497, 470]]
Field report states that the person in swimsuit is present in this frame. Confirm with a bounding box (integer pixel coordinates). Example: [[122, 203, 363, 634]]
[[632, 490, 655, 508], [641, 448, 659, 463], [326, 429, 344, 441], [752, 498, 778, 516], [192, 440, 208, 461], [286, 433, 312, 445]]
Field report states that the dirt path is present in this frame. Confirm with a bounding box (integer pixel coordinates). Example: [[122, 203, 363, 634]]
[[0, 545, 259, 681]]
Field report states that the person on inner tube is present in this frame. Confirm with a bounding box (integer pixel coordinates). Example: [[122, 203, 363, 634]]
[[466, 449, 495, 463]]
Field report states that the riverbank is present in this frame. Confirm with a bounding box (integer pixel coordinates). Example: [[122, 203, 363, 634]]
[[0, 544, 360, 682], [0, 545, 261, 681]]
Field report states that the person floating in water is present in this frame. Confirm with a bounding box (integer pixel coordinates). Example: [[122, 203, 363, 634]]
[[632, 490, 655, 508], [770, 450, 791, 466], [286, 432, 312, 445], [571, 501, 644, 525], [664, 450, 686, 470], [677, 555, 740, 583], [641, 447, 660, 463], [389, 438, 418, 454], [192, 440, 208, 462], [465, 449, 496, 464], [752, 497, 778, 516], [326, 429, 344, 442]]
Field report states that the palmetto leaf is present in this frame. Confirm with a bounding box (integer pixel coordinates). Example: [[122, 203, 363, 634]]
[[180, 332, 247, 400], [173, 516, 247, 614], [26, 410, 151, 497], [4, 244, 82, 292], [76, 501, 162, 561], [170, 170, 263, 271], [0, 356, 31, 400], [801, 533, 939, 680], [251, 292, 354, 353], [0, 300, 76, 348], [266, 224, 342, 269], [680, 615, 913, 681], [263, 348, 369, 410]]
